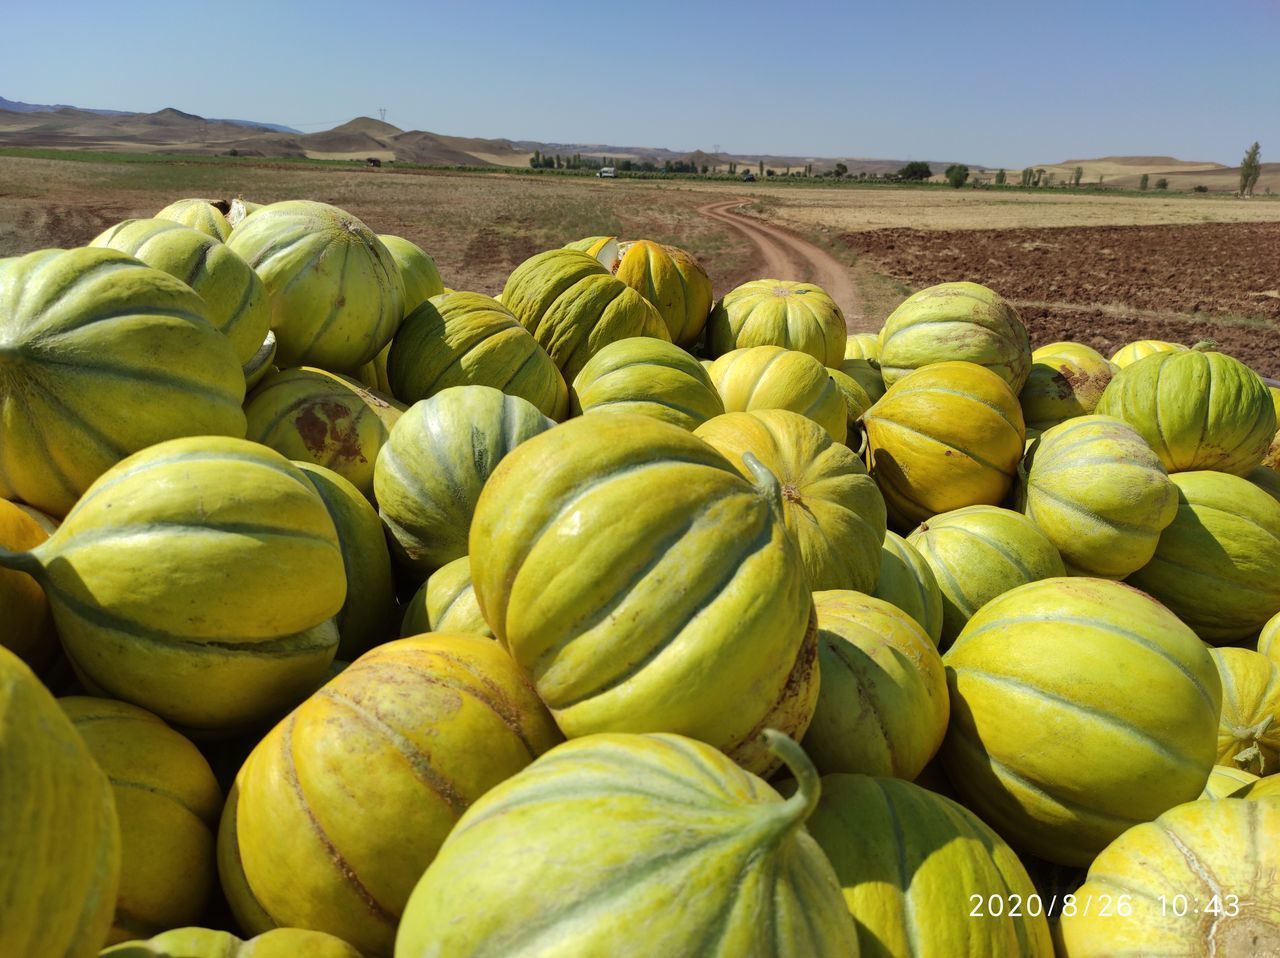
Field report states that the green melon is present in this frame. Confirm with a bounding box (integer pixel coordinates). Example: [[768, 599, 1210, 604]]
[[395, 731, 857, 958], [571, 337, 724, 430], [155, 198, 231, 241], [873, 530, 944, 645], [377, 234, 445, 312], [1128, 471, 1280, 643], [400, 556, 492, 639], [0, 247, 247, 517], [375, 386, 555, 573], [707, 279, 847, 365], [227, 200, 405, 371]]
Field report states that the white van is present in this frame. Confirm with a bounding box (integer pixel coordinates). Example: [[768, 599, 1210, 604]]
[[598, 167, 617, 178]]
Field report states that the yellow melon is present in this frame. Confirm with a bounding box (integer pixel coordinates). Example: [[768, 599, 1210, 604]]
[[1209, 647, 1280, 775], [707, 279, 846, 365], [707, 345, 848, 443]]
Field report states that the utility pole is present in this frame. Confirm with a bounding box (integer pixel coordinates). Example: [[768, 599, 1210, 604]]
[[378, 107, 387, 122]]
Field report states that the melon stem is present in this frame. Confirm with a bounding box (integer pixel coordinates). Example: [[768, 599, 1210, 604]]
[[741, 452, 782, 514], [763, 729, 821, 828]]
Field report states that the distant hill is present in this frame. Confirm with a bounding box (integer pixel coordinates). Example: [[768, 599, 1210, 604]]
[[0, 96, 299, 134], [1022, 155, 1273, 193]]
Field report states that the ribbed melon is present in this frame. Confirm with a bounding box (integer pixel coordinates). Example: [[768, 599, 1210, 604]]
[[375, 386, 554, 574], [707, 279, 847, 365], [0, 498, 56, 672], [155, 198, 231, 241], [941, 577, 1221, 866], [0, 647, 120, 958], [1057, 799, 1280, 957], [907, 505, 1065, 647], [91, 218, 271, 367], [1208, 647, 1280, 775], [802, 591, 948, 779], [1109, 338, 1187, 368], [827, 365, 874, 436], [864, 361, 1025, 528], [0, 437, 346, 733], [844, 332, 879, 361], [61, 697, 221, 944], [878, 282, 1031, 391], [400, 556, 492, 639], [1128, 471, 1280, 642], [102, 926, 363, 957], [695, 409, 886, 592], [1096, 349, 1275, 476], [1253, 464, 1280, 504], [1023, 415, 1178, 578], [1198, 764, 1259, 799], [469, 413, 817, 775], [839, 355, 886, 403], [1262, 611, 1280, 665], [612, 239, 713, 347], [0, 247, 247, 516], [1018, 341, 1114, 432], [395, 731, 858, 958], [377, 234, 444, 312], [804, 774, 1053, 957], [227, 200, 405, 371], [1232, 776, 1280, 800], [707, 345, 848, 443], [501, 249, 669, 382], [386, 291, 567, 419], [246, 367, 404, 499], [232, 634, 561, 957], [873, 530, 944, 645], [572, 336, 724, 430], [296, 463, 397, 661]]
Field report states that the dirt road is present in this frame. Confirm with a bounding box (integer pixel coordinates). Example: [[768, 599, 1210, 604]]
[[698, 199, 872, 331]]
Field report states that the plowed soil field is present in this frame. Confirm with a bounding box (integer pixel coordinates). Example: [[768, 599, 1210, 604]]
[[840, 222, 1280, 375]]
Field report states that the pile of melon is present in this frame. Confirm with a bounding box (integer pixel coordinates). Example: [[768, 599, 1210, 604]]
[[2, 196, 1279, 958]]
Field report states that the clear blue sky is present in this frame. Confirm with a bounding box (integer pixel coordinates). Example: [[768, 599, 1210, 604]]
[[6, 0, 1277, 167]]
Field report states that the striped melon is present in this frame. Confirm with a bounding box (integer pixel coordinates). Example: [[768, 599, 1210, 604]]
[[1232, 776, 1280, 800], [572, 337, 724, 430], [1018, 341, 1114, 432], [1, 647, 120, 958], [1262, 611, 1280, 665], [400, 556, 491, 639], [377, 234, 444, 312], [707, 279, 847, 365], [500, 249, 669, 382], [839, 355, 886, 403], [844, 332, 880, 361], [707, 345, 848, 443], [61, 698, 221, 944], [231, 634, 561, 957], [1252, 464, 1280, 504], [878, 282, 1031, 391], [873, 530, 944, 645], [103, 925, 365, 957], [1209, 647, 1280, 775], [387, 292, 567, 419], [1058, 799, 1280, 956], [0, 247, 247, 517], [246, 367, 405, 499], [0, 498, 56, 672], [695, 409, 886, 592], [1109, 338, 1187, 368], [802, 591, 948, 780], [155, 198, 231, 241], [469, 414, 817, 775], [296, 464, 397, 661], [827, 365, 875, 436], [613, 239, 713, 347], [1023, 415, 1178, 578], [940, 577, 1221, 866], [90, 218, 270, 368], [0, 437, 346, 733], [1199, 764, 1259, 800], [395, 731, 857, 958], [375, 386, 554, 574], [804, 774, 1053, 957], [907, 505, 1065, 648], [227, 201, 405, 371], [864, 361, 1025, 528], [1128, 471, 1280, 642], [243, 330, 278, 391], [1097, 349, 1275, 476]]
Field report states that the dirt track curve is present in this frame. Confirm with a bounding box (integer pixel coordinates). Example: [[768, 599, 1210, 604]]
[[698, 199, 872, 332]]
